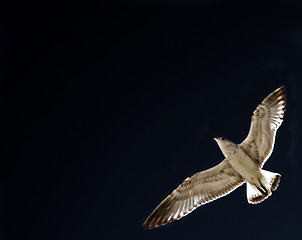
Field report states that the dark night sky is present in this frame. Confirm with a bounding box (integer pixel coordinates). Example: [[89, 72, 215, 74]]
[[1, 0, 302, 239]]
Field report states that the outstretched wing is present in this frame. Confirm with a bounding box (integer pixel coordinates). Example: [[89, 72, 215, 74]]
[[240, 86, 286, 167], [143, 159, 244, 229]]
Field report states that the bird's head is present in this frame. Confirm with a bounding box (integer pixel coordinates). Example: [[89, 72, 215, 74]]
[[212, 136, 236, 158]]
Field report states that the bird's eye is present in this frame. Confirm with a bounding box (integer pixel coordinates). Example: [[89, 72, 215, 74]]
[[221, 137, 226, 140]]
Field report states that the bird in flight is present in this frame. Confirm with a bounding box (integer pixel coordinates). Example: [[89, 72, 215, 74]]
[[143, 86, 286, 229]]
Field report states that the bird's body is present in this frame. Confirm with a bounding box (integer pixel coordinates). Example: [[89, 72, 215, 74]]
[[224, 144, 261, 185], [215, 138, 279, 202], [143, 86, 286, 229]]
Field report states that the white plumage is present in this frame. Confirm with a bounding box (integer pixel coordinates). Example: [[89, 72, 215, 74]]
[[143, 86, 286, 229]]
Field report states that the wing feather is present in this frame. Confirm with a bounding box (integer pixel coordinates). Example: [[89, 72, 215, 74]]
[[240, 86, 286, 167], [143, 159, 244, 229]]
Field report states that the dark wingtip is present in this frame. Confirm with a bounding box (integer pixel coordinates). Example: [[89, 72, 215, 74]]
[[278, 86, 286, 96], [142, 221, 153, 230], [278, 86, 287, 104], [142, 224, 150, 230], [275, 86, 286, 94], [143, 215, 161, 229], [271, 174, 281, 191]]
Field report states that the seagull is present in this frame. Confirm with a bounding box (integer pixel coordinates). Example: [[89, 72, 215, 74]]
[[143, 86, 286, 229]]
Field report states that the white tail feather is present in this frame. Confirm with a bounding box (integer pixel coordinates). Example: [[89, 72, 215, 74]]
[[246, 182, 270, 204], [260, 169, 281, 191], [246, 169, 281, 204]]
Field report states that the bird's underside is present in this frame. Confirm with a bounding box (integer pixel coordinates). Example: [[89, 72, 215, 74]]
[[143, 86, 286, 229]]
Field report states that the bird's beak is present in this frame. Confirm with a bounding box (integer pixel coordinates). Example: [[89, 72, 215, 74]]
[[211, 136, 217, 140]]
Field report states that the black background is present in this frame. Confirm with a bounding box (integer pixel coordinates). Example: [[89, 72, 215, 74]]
[[1, 0, 302, 239]]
